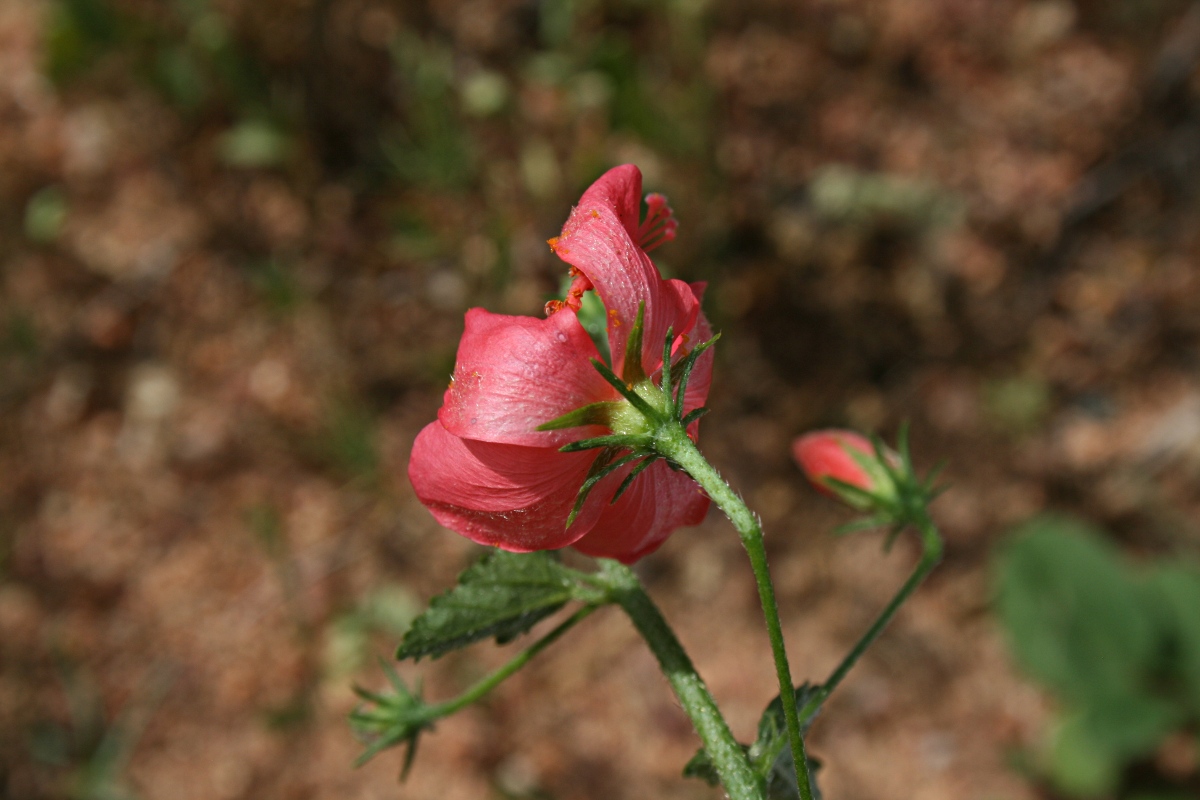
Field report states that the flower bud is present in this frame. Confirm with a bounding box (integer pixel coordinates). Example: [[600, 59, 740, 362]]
[[792, 429, 897, 511]]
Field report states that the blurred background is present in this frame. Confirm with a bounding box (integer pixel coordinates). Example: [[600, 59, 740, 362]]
[[2, 0, 1200, 798]]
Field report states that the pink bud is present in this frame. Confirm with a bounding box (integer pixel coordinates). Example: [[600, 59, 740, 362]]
[[793, 430, 875, 493]]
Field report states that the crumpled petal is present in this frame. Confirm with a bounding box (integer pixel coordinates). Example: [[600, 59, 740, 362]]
[[439, 308, 614, 447], [571, 458, 710, 563], [408, 421, 603, 552], [551, 165, 701, 380]]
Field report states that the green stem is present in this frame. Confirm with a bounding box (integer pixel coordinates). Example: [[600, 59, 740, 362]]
[[425, 604, 599, 720], [655, 424, 814, 800], [798, 512, 943, 722], [597, 560, 764, 800]]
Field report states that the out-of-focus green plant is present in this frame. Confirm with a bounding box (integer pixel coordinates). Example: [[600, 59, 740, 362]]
[[808, 165, 963, 231], [994, 514, 1200, 798], [43, 0, 295, 168], [383, 32, 477, 190], [28, 659, 173, 800]]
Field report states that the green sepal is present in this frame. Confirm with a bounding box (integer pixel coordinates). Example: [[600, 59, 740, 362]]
[[679, 406, 710, 428], [396, 551, 600, 661], [659, 326, 675, 396], [559, 433, 646, 453], [349, 659, 428, 772], [672, 333, 721, 415], [611, 455, 659, 503], [832, 516, 889, 537], [567, 449, 642, 526], [590, 358, 657, 418], [536, 401, 620, 432], [621, 301, 647, 385]]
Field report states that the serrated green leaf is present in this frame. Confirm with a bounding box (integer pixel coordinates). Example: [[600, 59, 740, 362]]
[[765, 753, 823, 800], [685, 683, 824, 796], [750, 683, 823, 764], [681, 746, 734, 786], [396, 551, 596, 661]]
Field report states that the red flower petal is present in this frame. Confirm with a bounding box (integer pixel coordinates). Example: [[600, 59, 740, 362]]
[[439, 307, 615, 447], [408, 421, 603, 552], [571, 458, 710, 563], [551, 165, 701, 380]]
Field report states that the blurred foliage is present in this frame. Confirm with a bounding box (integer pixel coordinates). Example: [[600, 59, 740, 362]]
[[24, 186, 68, 244], [994, 515, 1200, 798], [319, 403, 381, 481], [984, 375, 1054, 435], [808, 166, 963, 232], [27, 659, 172, 800]]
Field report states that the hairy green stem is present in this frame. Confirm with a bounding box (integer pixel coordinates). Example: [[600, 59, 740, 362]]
[[655, 423, 814, 800], [799, 512, 943, 722], [426, 604, 599, 720], [596, 560, 764, 800]]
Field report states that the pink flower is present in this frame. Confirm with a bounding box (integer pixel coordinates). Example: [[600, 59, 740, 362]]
[[408, 165, 712, 563], [792, 429, 894, 509]]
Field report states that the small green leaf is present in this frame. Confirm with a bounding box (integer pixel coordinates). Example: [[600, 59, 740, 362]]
[[24, 187, 68, 243], [217, 119, 292, 168], [396, 551, 596, 661], [684, 683, 825, 797]]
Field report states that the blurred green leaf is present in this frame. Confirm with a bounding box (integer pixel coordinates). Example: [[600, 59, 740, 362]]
[[808, 165, 963, 230], [44, 0, 123, 83], [385, 32, 476, 190], [1145, 565, 1200, 713], [321, 405, 379, 480], [1047, 714, 1123, 798], [217, 119, 292, 167], [244, 260, 301, 312], [459, 70, 509, 117], [25, 187, 68, 243], [4, 313, 40, 360], [152, 46, 208, 109], [994, 515, 1159, 706], [245, 503, 285, 558], [984, 376, 1052, 434], [994, 514, 1200, 796]]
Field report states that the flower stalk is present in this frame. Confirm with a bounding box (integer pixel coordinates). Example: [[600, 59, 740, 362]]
[[593, 560, 764, 800], [799, 510, 943, 722], [652, 424, 816, 800]]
